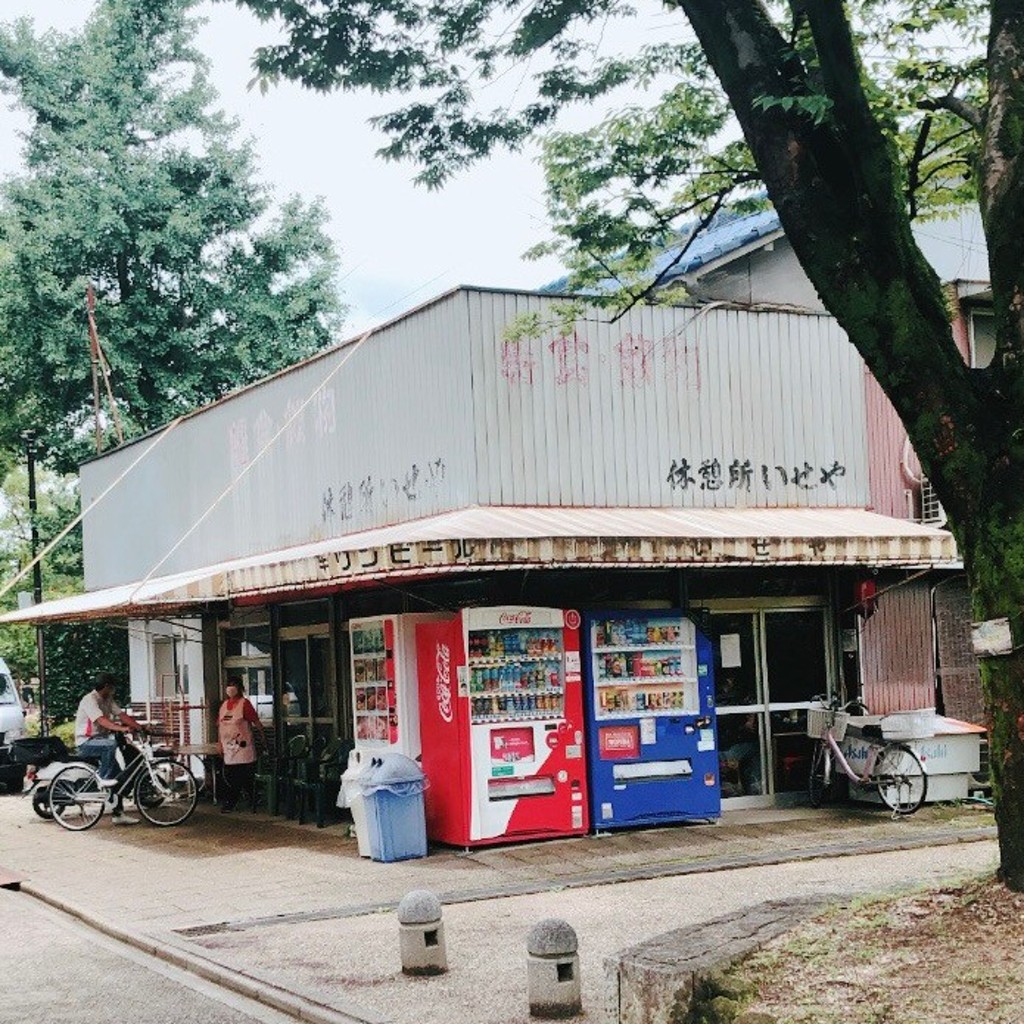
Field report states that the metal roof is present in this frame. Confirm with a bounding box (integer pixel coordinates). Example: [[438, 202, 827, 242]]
[[2, 505, 958, 624], [541, 209, 782, 293]]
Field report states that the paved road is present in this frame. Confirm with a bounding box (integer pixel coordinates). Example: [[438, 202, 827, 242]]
[[0, 888, 310, 1024]]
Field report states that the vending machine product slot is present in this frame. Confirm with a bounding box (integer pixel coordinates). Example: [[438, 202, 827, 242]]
[[487, 776, 557, 801], [612, 759, 693, 783]]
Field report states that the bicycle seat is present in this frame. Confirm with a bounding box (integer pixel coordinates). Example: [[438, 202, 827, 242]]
[[859, 723, 884, 740]]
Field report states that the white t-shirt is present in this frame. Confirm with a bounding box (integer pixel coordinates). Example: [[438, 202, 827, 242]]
[[75, 690, 122, 745]]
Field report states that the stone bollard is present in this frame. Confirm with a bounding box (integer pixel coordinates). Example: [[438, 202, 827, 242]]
[[527, 918, 582, 1019], [397, 889, 447, 976]]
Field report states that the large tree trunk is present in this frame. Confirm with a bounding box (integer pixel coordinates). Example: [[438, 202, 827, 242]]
[[965, 516, 1024, 889], [681, 0, 1024, 888]]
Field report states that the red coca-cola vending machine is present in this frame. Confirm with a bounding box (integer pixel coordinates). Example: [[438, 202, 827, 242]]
[[415, 606, 589, 846]]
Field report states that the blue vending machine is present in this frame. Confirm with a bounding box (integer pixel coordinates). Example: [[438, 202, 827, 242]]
[[583, 611, 719, 828]]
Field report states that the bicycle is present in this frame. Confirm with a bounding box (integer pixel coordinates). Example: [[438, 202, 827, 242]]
[[807, 699, 928, 816], [48, 733, 199, 831]]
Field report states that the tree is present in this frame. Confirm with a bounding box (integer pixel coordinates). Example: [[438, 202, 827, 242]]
[[0, 0, 344, 471], [236, 0, 1024, 888], [0, 462, 126, 724]]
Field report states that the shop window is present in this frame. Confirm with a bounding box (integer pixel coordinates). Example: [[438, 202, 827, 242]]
[[222, 625, 272, 659], [278, 601, 329, 628]]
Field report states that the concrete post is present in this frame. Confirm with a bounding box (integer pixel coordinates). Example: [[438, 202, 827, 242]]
[[397, 890, 447, 976], [527, 918, 582, 1019]]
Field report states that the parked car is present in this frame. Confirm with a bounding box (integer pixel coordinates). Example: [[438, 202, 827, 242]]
[[0, 658, 27, 791]]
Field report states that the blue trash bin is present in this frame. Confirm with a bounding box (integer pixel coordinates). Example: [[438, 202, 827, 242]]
[[359, 753, 428, 862]]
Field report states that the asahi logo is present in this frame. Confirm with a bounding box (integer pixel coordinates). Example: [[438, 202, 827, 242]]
[[435, 642, 453, 723], [498, 611, 533, 626]]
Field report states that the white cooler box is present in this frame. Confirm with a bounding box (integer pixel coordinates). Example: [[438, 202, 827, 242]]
[[841, 714, 985, 803]]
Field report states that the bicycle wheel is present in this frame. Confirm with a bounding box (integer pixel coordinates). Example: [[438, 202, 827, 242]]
[[32, 786, 54, 820], [875, 743, 928, 814], [808, 741, 832, 807], [134, 759, 198, 826], [49, 764, 107, 831]]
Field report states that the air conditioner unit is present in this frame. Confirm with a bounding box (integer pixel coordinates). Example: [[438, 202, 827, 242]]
[[920, 477, 947, 526]]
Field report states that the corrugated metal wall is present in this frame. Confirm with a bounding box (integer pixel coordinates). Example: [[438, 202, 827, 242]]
[[864, 370, 918, 520], [82, 288, 873, 589], [82, 291, 475, 588], [468, 292, 869, 510], [860, 579, 936, 714]]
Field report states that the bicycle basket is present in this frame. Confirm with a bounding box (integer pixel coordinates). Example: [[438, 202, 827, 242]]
[[806, 705, 833, 738], [806, 706, 849, 741]]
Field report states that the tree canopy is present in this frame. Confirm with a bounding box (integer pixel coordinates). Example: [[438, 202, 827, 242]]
[[235, 0, 1024, 889], [0, 0, 345, 471]]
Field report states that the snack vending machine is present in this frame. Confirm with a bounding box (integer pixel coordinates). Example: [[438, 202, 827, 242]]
[[415, 606, 589, 846], [583, 611, 719, 828], [349, 613, 450, 758]]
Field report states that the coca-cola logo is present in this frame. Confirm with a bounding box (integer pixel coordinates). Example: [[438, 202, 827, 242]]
[[498, 611, 534, 625], [435, 642, 453, 723]]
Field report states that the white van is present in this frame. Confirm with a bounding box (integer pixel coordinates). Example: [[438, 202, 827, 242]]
[[0, 658, 27, 790]]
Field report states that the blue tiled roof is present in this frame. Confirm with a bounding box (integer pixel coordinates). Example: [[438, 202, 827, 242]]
[[541, 207, 782, 294]]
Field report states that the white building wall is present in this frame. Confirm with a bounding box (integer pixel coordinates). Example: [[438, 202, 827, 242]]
[[127, 617, 207, 741]]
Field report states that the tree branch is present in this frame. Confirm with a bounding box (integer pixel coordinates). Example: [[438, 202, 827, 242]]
[[906, 115, 932, 218], [678, 0, 981, 523], [607, 192, 729, 323], [920, 93, 985, 130]]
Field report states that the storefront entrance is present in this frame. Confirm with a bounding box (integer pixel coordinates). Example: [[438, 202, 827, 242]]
[[279, 624, 335, 748], [707, 599, 834, 807]]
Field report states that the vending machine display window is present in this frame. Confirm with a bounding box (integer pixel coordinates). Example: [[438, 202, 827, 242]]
[[590, 616, 699, 719], [352, 620, 394, 744], [467, 627, 565, 723]]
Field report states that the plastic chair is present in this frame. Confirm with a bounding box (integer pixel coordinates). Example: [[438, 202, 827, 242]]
[[296, 737, 345, 827], [282, 734, 313, 819], [252, 751, 279, 814]]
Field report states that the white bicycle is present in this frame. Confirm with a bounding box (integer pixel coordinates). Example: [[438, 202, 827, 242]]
[[48, 734, 199, 831]]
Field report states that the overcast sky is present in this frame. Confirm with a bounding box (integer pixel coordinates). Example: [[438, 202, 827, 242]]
[[0, 0, 574, 333]]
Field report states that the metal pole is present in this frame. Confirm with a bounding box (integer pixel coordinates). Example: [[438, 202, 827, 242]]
[[25, 432, 47, 737]]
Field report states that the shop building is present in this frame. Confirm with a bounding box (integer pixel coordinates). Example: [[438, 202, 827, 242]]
[[4, 210, 986, 815]]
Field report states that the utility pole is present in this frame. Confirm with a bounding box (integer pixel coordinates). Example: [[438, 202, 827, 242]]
[[24, 431, 47, 736]]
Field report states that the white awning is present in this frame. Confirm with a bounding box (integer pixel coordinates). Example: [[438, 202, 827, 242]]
[[2, 505, 958, 624], [0, 565, 226, 625]]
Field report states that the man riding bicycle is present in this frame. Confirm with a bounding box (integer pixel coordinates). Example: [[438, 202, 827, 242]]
[[74, 672, 145, 825]]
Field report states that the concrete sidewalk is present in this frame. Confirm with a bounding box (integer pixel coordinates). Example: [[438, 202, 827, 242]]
[[0, 794, 999, 1023], [0, 795, 995, 931]]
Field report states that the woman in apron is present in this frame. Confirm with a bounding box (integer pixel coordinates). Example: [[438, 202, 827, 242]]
[[217, 676, 266, 812]]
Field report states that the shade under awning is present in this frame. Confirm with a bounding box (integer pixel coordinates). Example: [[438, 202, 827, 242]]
[[1, 504, 959, 624]]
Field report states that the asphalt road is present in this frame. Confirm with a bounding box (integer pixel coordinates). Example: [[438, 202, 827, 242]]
[[0, 888, 304, 1024]]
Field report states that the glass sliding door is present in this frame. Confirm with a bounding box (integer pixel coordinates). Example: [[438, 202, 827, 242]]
[[713, 613, 767, 800], [764, 609, 829, 798], [708, 600, 834, 805], [279, 625, 335, 748]]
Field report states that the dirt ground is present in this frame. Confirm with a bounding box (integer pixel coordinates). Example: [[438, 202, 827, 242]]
[[729, 874, 1024, 1023]]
